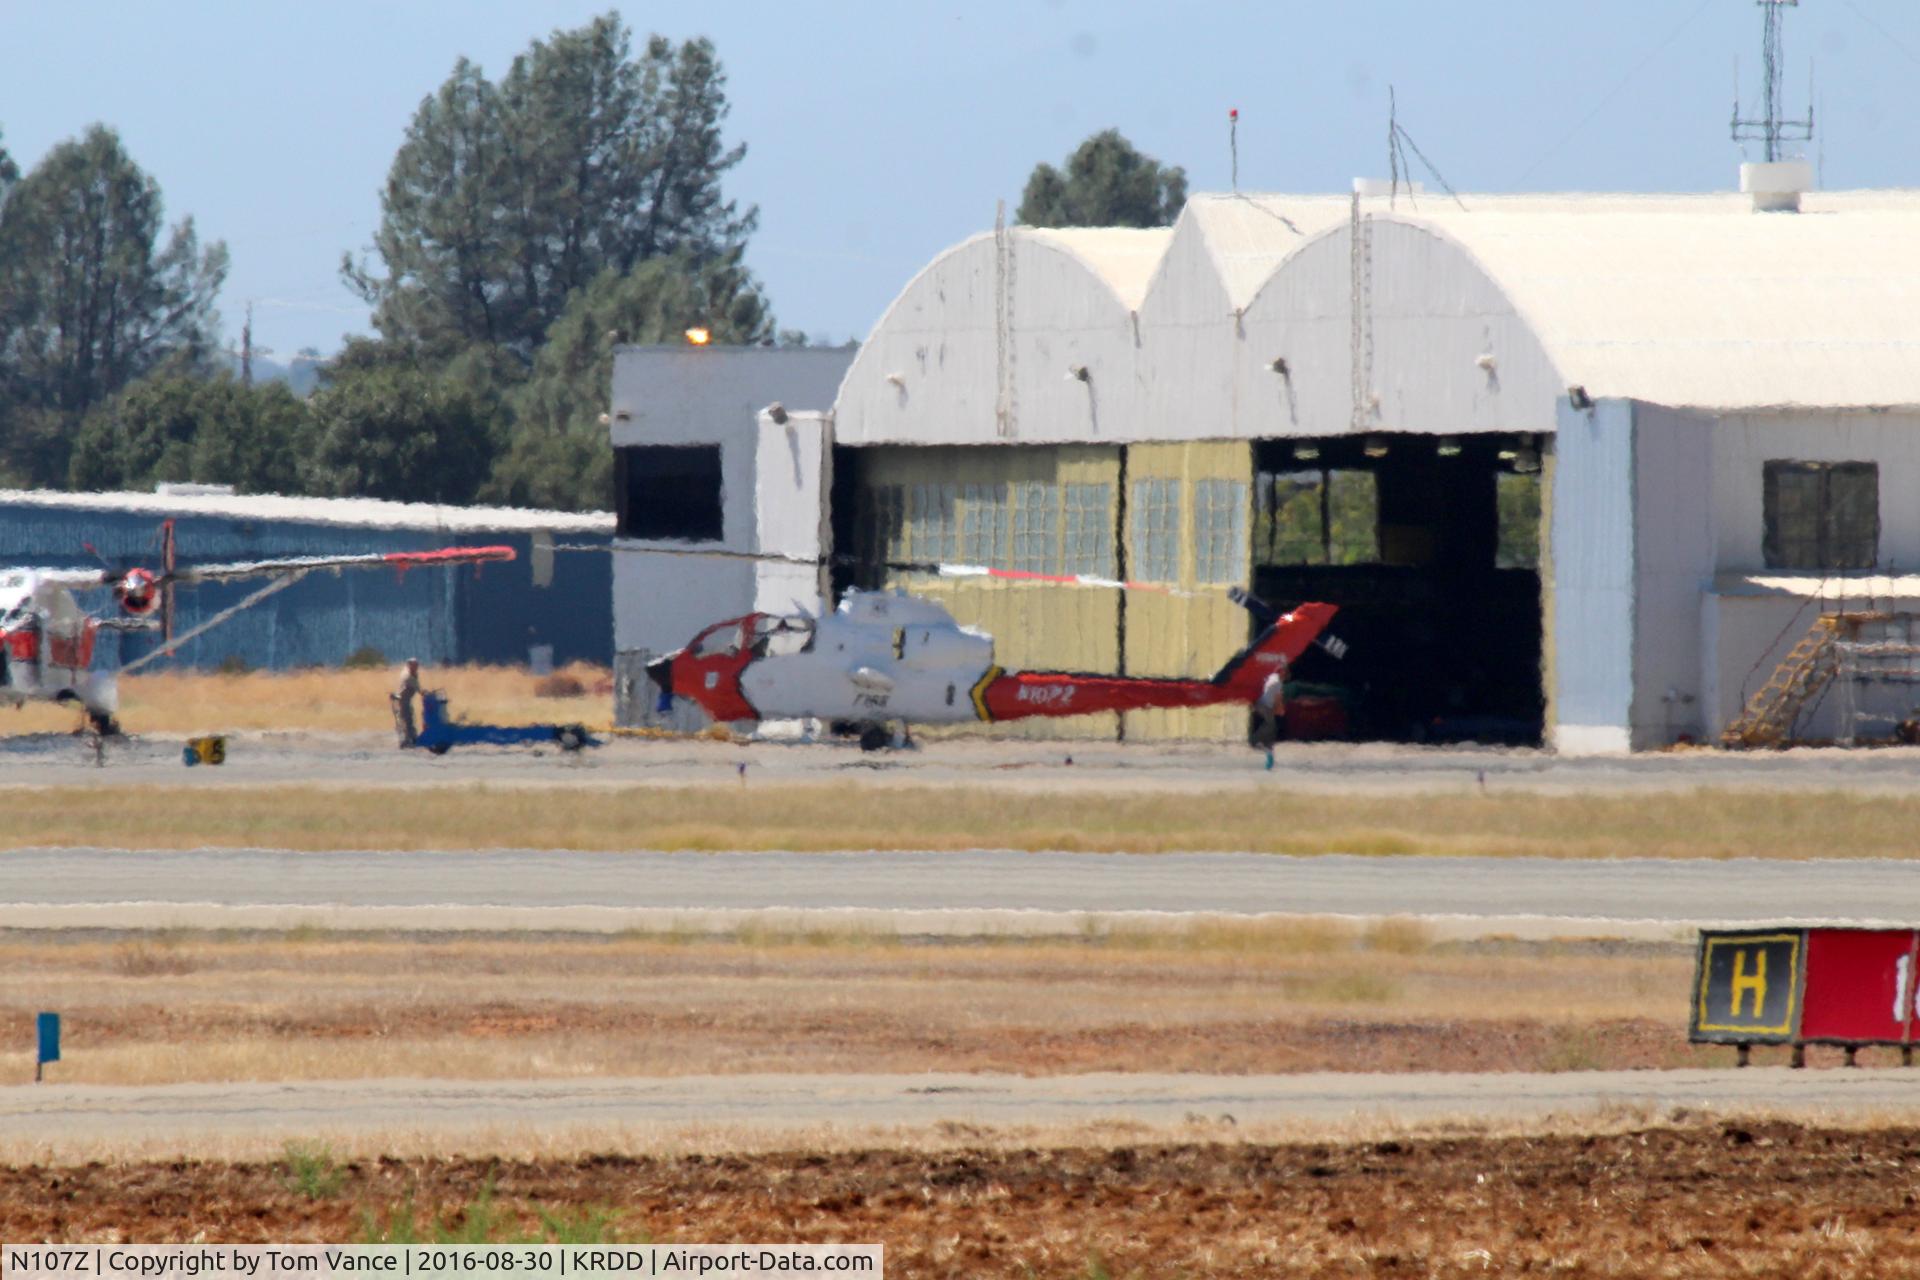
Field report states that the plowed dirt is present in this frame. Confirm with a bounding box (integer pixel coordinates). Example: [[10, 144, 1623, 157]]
[[7, 1123, 1920, 1275]]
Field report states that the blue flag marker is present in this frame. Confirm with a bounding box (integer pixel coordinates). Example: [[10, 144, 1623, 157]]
[[35, 1011, 59, 1082]]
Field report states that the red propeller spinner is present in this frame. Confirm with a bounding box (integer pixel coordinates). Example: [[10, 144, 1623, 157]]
[[115, 567, 160, 616]]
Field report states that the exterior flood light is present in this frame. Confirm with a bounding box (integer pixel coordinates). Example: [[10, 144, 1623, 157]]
[[1268, 356, 1290, 376], [1363, 436, 1389, 458], [685, 327, 712, 346], [1068, 364, 1091, 382], [1437, 436, 1463, 457], [1291, 442, 1320, 462]]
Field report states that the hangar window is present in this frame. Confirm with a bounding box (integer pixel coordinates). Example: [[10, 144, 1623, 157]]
[[1063, 483, 1114, 577], [961, 483, 1009, 565], [1194, 479, 1249, 583], [858, 484, 905, 566], [1255, 469, 1378, 566], [909, 483, 960, 561], [1131, 478, 1181, 582], [616, 445, 723, 542], [1494, 472, 1541, 570], [1764, 460, 1878, 570], [1011, 482, 1060, 573]]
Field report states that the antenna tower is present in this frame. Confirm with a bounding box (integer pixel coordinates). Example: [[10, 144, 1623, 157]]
[[1731, 0, 1813, 161]]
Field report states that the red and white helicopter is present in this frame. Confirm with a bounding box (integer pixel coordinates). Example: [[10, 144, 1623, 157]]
[[645, 565, 1340, 750], [1, 522, 513, 735]]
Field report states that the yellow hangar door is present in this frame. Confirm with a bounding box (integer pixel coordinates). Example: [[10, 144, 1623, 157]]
[[1120, 441, 1255, 743], [852, 444, 1123, 740]]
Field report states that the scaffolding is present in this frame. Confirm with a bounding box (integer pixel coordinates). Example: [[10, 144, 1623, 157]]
[[1835, 613, 1920, 746], [1723, 611, 1920, 748]]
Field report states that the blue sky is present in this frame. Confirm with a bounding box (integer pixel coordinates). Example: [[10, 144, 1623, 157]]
[[5, 1, 1917, 360]]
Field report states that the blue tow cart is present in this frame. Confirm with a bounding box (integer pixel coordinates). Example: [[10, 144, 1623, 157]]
[[410, 690, 600, 755]]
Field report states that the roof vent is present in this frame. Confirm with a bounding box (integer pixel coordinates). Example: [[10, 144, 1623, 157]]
[[1740, 159, 1812, 213], [154, 482, 236, 497]]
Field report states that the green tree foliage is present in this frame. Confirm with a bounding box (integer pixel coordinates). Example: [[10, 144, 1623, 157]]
[[0, 125, 228, 484], [303, 342, 499, 504], [1016, 129, 1188, 229], [483, 251, 772, 511], [69, 371, 312, 494], [0, 127, 18, 208], [345, 14, 758, 362]]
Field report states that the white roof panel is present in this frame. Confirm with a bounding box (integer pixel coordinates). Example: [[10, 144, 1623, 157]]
[[1181, 194, 1353, 309], [1022, 226, 1173, 311], [0, 488, 614, 535], [1200, 188, 1920, 410], [1715, 572, 1920, 599]]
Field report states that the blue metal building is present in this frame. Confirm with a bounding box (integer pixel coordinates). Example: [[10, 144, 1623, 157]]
[[0, 487, 613, 671]]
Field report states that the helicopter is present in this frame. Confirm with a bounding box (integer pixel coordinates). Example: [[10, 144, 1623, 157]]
[[646, 575, 1339, 750], [1, 521, 514, 734]]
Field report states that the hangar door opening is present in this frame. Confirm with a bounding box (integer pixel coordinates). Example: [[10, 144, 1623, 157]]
[[1254, 433, 1544, 744]]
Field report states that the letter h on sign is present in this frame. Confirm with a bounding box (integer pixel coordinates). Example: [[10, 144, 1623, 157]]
[[1691, 931, 1802, 1044], [1730, 948, 1768, 1018]]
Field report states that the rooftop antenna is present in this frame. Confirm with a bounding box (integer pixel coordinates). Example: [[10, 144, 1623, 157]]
[[1386, 86, 1467, 211], [1731, 0, 1813, 161], [1229, 107, 1239, 191]]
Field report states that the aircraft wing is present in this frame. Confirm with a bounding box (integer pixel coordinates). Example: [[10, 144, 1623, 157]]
[[3, 567, 114, 589], [167, 544, 515, 585]]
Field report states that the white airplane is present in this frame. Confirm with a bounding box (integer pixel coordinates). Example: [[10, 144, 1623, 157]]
[[647, 584, 1340, 750], [1, 529, 514, 734]]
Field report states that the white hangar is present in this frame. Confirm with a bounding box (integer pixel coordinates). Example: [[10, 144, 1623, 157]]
[[613, 165, 1920, 751]]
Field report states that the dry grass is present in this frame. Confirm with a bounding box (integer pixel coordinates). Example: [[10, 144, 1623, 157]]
[[0, 926, 1711, 1087], [4, 663, 611, 735], [4, 781, 1920, 856]]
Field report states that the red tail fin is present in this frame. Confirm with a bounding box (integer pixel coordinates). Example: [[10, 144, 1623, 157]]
[[1214, 602, 1339, 697]]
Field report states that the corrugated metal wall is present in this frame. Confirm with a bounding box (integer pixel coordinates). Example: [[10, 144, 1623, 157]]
[[859, 445, 1122, 740], [851, 440, 1256, 742], [0, 506, 611, 671], [1122, 441, 1254, 742]]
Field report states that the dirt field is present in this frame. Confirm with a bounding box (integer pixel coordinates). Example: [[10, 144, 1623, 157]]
[[2, 664, 614, 736], [0, 929, 1745, 1085], [6, 1122, 1917, 1274]]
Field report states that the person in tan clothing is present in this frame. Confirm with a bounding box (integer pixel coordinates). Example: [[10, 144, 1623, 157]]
[[391, 657, 423, 747]]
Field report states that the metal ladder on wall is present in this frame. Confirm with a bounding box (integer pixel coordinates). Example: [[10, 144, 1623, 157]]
[[1720, 615, 1850, 749]]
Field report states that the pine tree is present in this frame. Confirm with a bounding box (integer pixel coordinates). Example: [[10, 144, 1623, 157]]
[[1017, 129, 1187, 229], [0, 125, 227, 484], [344, 14, 760, 362]]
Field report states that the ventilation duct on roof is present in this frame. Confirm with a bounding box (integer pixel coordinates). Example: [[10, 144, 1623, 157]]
[[1740, 160, 1812, 213], [1352, 178, 1422, 198]]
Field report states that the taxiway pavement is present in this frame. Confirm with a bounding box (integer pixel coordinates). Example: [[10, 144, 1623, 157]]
[[2, 847, 1913, 938], [15, 730, 1920, 793], [7, 1070, 1915, 1151]]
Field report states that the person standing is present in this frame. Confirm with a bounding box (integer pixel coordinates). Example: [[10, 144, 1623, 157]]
[[1252, 659, 1287, 771], [392, 657, 423, 747]]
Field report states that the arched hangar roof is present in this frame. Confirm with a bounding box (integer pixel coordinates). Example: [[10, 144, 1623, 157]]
[[1222, 190, 1920, 411]]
